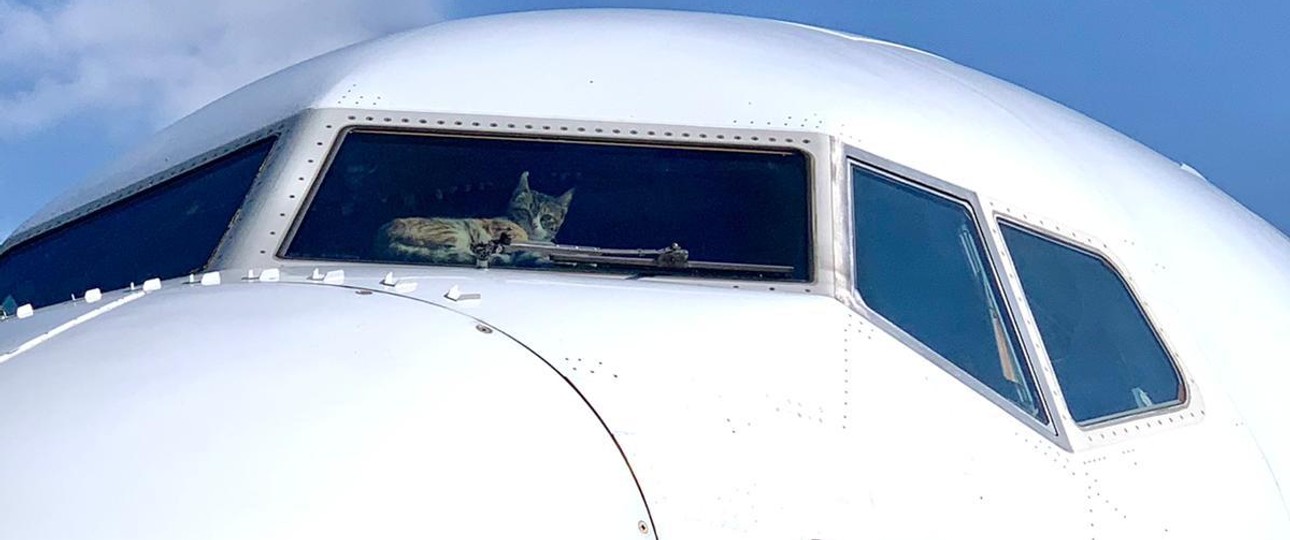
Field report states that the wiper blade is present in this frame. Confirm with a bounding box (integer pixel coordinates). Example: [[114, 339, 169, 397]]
[[500, 240, 794, 276]]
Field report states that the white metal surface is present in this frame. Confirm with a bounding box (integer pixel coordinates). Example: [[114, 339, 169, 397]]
[[0, 281, 654, 539], [2, 8, 1290, 538]]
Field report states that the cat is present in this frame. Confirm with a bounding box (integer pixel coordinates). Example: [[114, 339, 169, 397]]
[[375, 171, 574, 265]]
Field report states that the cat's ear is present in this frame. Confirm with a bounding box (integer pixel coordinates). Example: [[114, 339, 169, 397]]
[[514, 171, 531, 195], [557, 188, 575, 207]]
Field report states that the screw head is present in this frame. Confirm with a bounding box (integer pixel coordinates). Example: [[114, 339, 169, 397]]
[[638, 520, 649, 535], [475, 324, 494, 334]]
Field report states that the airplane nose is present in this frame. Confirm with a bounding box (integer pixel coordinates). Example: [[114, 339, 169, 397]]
[[0, 283, 653, 539]]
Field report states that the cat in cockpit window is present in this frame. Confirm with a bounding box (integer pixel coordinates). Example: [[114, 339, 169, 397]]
[[374, 172, 575, 265]]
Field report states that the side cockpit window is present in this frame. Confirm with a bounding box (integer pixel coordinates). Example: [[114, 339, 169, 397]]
[[284, 131, 812, 281], [852, 166, 1048, 423], [0, 138, 275, 311], [1000, 222, 1184, 424]]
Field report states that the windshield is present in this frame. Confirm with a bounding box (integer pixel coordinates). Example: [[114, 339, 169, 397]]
[[284, 131, 812, 281], [0, 138, 275, 311]]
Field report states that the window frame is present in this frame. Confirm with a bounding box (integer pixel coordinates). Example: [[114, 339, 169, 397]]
[[841, 146, 1063, 445], [992, 214, 1193, 430], [277, 124, 823, 286]]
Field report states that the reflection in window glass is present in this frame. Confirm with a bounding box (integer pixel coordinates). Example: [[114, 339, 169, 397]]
[[0, 139, 275, 311], [286, 132, 812, 281], [1001, 223, 1183, 424], [852, 167, 1046, 422]]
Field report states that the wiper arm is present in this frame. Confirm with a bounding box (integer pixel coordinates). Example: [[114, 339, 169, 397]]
[[511, 241, 692, 267], [490, 239, 793, 276]]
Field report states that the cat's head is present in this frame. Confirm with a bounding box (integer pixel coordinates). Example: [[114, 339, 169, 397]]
[[508, 171, 574, 242]]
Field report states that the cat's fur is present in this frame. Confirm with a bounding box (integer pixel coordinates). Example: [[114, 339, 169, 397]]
[[375, 172, 574, 265]]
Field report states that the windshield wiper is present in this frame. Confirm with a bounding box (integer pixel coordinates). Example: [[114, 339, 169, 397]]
[[472, 236, 793, 276]]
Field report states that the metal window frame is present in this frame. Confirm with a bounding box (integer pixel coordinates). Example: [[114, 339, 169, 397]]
[[262, 109, 833, 293], [838, 143, 1068, 449]]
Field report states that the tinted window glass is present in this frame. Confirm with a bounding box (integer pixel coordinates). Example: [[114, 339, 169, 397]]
[[0, 139, 275, 311], [852, 167, 1046, 422], [285, 132, 811, 281], [1001, 223, 1183, 424]]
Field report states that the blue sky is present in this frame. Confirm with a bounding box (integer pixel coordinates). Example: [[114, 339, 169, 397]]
[[1, 1, 1286, 240]]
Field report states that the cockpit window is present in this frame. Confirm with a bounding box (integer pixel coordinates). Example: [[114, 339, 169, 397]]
[[852, 166, 1048, 423], [1000, 222, 1184, 424], [0, 138, 275, 312], [284, 131, 812, 281]]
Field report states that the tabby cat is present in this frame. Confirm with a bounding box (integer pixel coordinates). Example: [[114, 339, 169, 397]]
[[374, 172, 575, 265]]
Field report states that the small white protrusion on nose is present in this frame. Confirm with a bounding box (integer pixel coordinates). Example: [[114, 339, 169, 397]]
[[200, 272, 222, 286], [322, 270, 345, 285], [444, 285, 483, 302]]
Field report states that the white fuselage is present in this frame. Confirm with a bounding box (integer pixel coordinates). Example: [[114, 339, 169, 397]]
[[1, 10, 1288, 539]]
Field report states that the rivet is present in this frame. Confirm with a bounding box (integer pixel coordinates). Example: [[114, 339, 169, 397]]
[[476, 324, 494, 334], [638, 521, 649, 534]]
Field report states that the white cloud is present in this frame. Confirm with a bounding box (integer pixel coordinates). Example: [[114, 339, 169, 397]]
[[0, 0, 443, 138]]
